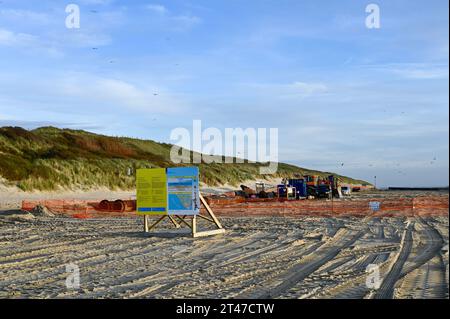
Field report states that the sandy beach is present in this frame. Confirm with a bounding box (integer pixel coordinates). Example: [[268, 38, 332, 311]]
[[1, 186, 448, 299], [0, 212, 447, 299]]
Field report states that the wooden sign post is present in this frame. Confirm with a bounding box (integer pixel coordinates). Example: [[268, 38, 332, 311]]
[[138, 167, 225, 238], [143, 193, 225, 238]]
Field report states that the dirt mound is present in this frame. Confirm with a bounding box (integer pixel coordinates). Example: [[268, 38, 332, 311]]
[[0, 209, 36, 222], [30, 205, 55, 217]]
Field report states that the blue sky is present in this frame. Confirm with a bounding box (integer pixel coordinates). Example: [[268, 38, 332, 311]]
[[0, 0, 448, 187]]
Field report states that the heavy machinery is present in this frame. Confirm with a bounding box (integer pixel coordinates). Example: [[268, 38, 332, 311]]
[[240, 183, 276, 199], [341, 186, 351, 196], [316, 184, 332, 199], [238, 174, 342, 201], [291, 175, 341, 199], [277, 178, 308, 200], [287, 178, 307, 199], [302, 175, 330, 199], [277, 183, 297, 200], [255, 182, 276, 199], [328, 175, 342, 198]]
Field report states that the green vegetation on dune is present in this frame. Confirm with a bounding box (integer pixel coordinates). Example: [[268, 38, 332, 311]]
[[0, 126, 370, 191]]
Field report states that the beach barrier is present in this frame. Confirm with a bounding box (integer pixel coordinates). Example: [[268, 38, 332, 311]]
[[20, 195, 448, 218]]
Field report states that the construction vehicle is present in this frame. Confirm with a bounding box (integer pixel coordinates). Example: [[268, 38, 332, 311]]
[[254, 182, 267, 198], [328, 175, 342, 198], [277, 183, 297, 200], [287, 178, 307, 199], [255, 182, 266, 194], [275, 178, 307, 200], [301, 175, 342, 199], [302, 175, 330, 199], [254, 182, 278, 198], [240, 185, 256, 198], [341, 186, 351, 196], [237, 174, 341, 201], [304, 175, 319, 187], [316, 184, 332, 199]]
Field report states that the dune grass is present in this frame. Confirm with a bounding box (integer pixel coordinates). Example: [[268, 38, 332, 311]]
[[0, 126, 371, 191]]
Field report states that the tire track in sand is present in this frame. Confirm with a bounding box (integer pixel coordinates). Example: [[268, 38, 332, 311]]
[[372, 221, 413, 299], [239, 225, 368, 299]]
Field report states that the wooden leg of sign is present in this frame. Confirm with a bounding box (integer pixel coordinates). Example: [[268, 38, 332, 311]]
[[190, 193, 226, 238], [141, 194, 224, 238], [148, 215, 167, 231], [192, 215, 197, 237], [176, 215, 192, 229], [144, 215, 149, 232], [199, 193, 223, 229], [197, 213, 215, 224], [193, 229, 226, 238], [168, 215, 181, 228]]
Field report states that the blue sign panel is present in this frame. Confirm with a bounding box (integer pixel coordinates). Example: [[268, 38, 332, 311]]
[[369, 201, 380, 211], [167, 167, 200, 215]]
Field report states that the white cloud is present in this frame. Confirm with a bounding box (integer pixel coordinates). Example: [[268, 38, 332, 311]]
[[145, 3, 201, 30], [0, 3, 124, 55], [289, 82, 328, 95], [392, 67, 448, 79], [171, 14, 201, 28], [0, 9, 50, 24], [61, 32, 112, 48], [0, 28, 37, 47], [0, 21, 112, 55], [0, 28, 62, 57], [78, 0, 114, 5], [0, 70, 187, 129], [145, 4, 168, 15], [59, 73, 183, 113], [243, 81, 329, 99], [364, 63, 449, 80]]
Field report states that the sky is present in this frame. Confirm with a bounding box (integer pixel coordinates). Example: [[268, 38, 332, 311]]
[[0, 0, 448, 187]]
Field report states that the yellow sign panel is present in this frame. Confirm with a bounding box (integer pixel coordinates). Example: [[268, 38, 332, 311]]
[[136, 168, 167, 215]]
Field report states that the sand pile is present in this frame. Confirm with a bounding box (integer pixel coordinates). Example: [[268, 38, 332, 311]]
[[0, 209, 35, 222], [30, 205, 55, 217], [0, 205, 55, 223]]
